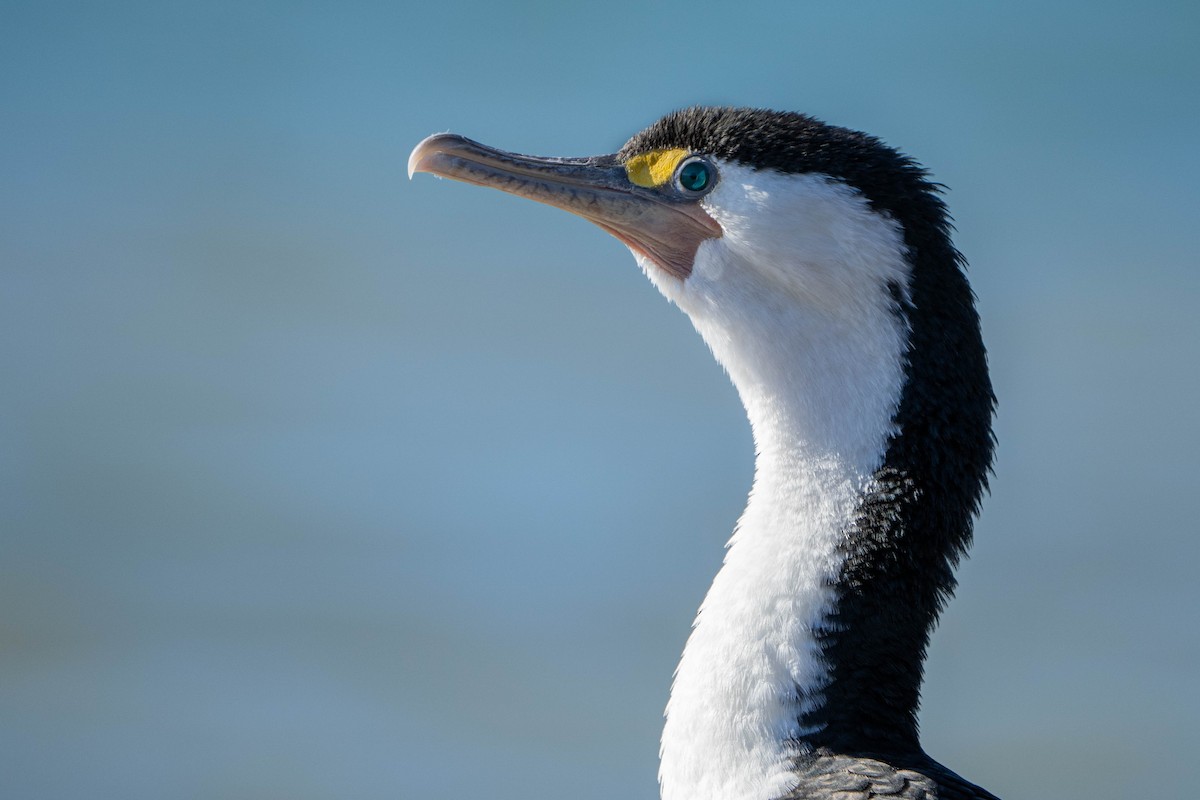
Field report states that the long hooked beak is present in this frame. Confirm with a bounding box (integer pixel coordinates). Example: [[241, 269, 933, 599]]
[[408, 133, 721, 281]]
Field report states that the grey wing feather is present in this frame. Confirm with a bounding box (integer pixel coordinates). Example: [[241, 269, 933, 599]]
[[786, 754, 936, 799], [783, 753, 1000, 800]]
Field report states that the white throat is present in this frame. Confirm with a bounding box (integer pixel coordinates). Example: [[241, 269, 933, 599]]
[[640, 165, 914, 800]]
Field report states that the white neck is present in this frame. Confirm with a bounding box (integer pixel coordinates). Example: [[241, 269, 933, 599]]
[[643, 166, 913, 800]]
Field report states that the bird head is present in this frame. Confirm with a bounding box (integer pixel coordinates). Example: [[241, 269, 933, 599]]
[[410, 107, 973, 463]]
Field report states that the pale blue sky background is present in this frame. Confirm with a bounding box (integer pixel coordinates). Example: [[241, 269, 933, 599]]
[[2, 2, 1198, 799]]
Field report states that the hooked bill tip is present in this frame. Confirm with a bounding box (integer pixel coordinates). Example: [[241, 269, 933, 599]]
[[408, 132, 460, 180], [406, 142, 423, 180]]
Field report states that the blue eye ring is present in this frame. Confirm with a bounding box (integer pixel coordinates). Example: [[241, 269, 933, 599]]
[[675, 156, 716, 195]]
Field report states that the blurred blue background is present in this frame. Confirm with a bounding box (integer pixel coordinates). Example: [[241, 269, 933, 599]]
[[3, 2, 1198, 798]]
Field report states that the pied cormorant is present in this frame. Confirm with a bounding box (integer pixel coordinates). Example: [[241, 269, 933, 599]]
[[409, 107, 999, 800]]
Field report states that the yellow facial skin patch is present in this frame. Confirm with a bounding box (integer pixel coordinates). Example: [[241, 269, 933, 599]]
[[625, 148, 690, 188]]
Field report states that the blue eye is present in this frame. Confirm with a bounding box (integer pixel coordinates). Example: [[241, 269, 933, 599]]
[[677, 158, 714, 193]]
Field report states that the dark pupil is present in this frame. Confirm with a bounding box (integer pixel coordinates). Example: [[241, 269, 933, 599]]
[[678, 161, 710, 191]]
